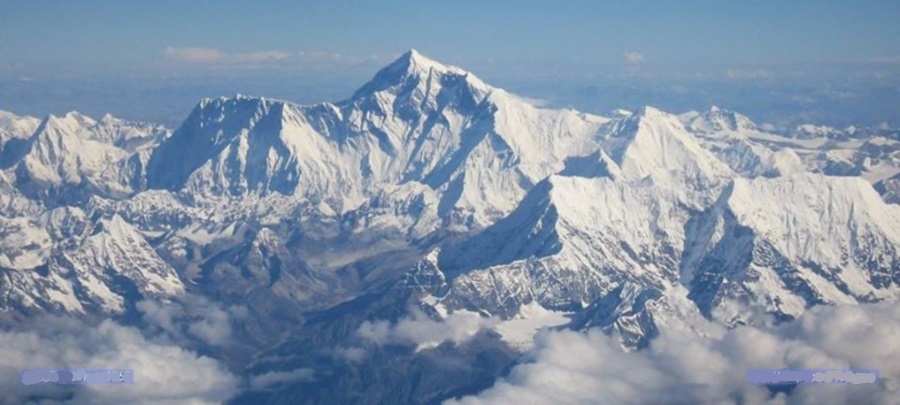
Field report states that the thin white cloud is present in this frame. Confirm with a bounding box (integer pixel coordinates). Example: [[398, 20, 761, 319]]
[[249, 368, 315, 390], [161, 47, 356, 68], [624, 51, 645, 64], [334, 346, 368, 362], [163, 47, 224, 64], [296, 51, 346, 63], [233, 51, 290, 64], [449, 302, 900, 405], [162, 47, 291, 66]]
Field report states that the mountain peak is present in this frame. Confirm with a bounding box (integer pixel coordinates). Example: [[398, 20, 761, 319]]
[[63, 111, 97, 126], [146, 93, 301, 194], [689, 106, 757, 133], [0, 110, 40, 140], [603, 105, 734, 188], [394, 49, 462, 75], [634, 105, 667, 119], [401, 48, 427, 63], [40, 111, 96, 137], [351, 49, 489, 100]]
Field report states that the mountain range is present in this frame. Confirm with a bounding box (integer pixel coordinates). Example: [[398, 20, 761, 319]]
[[2, 50, 899, 403]]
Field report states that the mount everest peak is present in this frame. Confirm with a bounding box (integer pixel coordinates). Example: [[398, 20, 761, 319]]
[[352, 49, 491, 101]]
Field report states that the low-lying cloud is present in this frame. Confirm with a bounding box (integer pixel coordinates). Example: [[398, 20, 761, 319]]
[[357, 308, 497, 351], [448, 302, 900, 404], [137, 294, 247, 347], [248, 368, 315, 390], [0, 316, 239, 404]]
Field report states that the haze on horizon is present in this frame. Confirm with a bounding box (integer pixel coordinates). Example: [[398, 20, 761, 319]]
[[1, 1, 899, 128]]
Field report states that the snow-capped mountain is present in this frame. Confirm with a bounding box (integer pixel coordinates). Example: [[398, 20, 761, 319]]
[[598, 106, 733, 193], [436, 174, 694, 317], [2, 50, 900, 403], [0, 110, 41, 169], [682, 106, 900, 189], [146, 50, 609, 228], [687, 105, 757, 133], [17, 113, 134, 199], [876, 172, 900, 204], [686, 174, 900, 325], [428, 171, 900, 345], [0, 110, 40, 139], [0, 208, 182, 315], [4, 111, 168, 205], [790, 124, 848, 140]]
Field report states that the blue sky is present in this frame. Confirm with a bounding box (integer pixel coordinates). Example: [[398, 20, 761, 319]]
[[3, 1, 899, 76], [1, 1, 899, 127]]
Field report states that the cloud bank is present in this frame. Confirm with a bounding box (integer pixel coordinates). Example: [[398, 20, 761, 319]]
[[0, 316, 238, 404], [448, 303, 900, 404]]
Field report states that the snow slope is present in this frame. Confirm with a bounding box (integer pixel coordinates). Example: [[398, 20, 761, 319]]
[[600, 106, 733, 192], [438, 175, 694, 318], [686, 174, 900, 325]]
